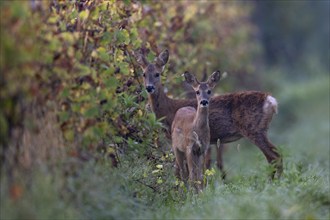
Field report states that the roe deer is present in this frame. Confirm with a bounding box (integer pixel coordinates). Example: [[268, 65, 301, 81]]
[[172, 71, 221, 192], [135, 49, 282, 179]]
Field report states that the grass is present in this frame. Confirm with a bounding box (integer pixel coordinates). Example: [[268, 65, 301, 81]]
[[1, 75, 329, 219]]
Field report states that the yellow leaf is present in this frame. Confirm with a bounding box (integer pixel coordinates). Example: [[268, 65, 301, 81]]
[[157, 178, 163, 184], [64, 130, 74, 142], [152, 169, 160, 174], [137, 109, 143, 117], [107, 147, 115, 154], [184, 5, 197, 22]]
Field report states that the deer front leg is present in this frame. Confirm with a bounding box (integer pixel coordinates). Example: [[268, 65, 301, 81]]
[[205, 147, 212, 169], [197, 154, 205, 191], [187, 150, 203, 193], [216, 143, 227, 180]]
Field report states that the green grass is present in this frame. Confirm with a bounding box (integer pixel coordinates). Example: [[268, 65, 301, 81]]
[[1, 76, 329, 219]]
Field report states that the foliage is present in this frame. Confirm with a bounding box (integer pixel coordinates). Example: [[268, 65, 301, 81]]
[[135, 1, 261, 94], [0, 0, 260, 158]]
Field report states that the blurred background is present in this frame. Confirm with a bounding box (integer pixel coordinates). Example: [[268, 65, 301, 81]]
[[1, 0, 329, 219]]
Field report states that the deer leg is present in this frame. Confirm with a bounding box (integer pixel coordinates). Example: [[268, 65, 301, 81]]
[[197, 155, 204, 191], [205, 147, 212, 169], [245, 132, 283, 179], [188, 151, 204, 193], [187, 151, 198, 192], [216, 144, 227, 180], [173, 148, 186, 181]]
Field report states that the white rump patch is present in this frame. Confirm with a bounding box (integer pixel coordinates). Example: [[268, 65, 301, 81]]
[[263, 95, 278, 114]]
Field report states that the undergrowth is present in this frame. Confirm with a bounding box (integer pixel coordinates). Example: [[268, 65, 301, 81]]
[[1, 75, 329, 220]]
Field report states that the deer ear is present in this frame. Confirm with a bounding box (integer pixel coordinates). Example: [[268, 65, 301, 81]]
[[183, 71, 199, 89], [207, 70, 221, 88], [134, 51, 149, 70], [155, 49, 169, 68]]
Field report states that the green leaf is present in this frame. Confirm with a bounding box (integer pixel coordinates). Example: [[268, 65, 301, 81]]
[[58, 111, 70, 123], [71, 103, 81, 113], [130, 27, 142, 49], [123, 0, 131, 5], [11, 2, 28, 19], [79, 10, 90, 21], [101, 32, 113, 46], [92, 125, 104, 138], [64, 129, 74, 142], [90, 7, 100, 20], [104, 76, 119, 88], [101, 101, 114, 111], [118, 62, 130, 75], [60, 88, 70, 98], [59, 32, 76, 45], [114, 136, 123, 144], [83, 106, 99, 118], [147, 52, 156, 62], [116, 29, 130, 45], [97, 47, 109, 61]]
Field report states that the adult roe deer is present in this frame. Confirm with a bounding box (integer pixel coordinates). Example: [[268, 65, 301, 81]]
[[135, 49, 283, 179], [172, 71, 221, 192]]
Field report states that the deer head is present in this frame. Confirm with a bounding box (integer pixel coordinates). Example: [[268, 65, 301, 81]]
[[183, 70, 222, 107], [135, 49, 169, 94]]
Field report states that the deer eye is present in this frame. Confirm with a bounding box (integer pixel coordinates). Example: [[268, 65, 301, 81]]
[[196, 91, 200, 95], [207, 90, 211, 95], [143, 73, 146, 77], [155, 73, 160, 77]]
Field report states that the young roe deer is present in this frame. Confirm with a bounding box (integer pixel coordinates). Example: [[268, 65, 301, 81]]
[[172, 71, 221, 191], [135, 49, 283, 178]]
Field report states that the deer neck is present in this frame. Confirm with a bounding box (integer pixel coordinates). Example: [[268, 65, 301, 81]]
[[147, 84, 195, 128], [193, 106, 209, 131], [148, 84, 170, 117]]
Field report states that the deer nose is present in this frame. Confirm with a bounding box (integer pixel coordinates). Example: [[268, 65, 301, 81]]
[[200, 100, 209, 107], [146, 85, 155, 93]]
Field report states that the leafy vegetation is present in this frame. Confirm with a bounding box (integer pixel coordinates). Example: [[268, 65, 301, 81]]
[[1, 1, 329, 220]]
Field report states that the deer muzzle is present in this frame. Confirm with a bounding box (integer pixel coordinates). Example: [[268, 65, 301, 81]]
[[146, 85, 155, 94], [200, 100, 209, 107]]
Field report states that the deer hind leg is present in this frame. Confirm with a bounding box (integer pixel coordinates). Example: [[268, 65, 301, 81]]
[[216, 144, 227, 180], [245, 132, 283, 179], [173, 148, 187, 182]]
